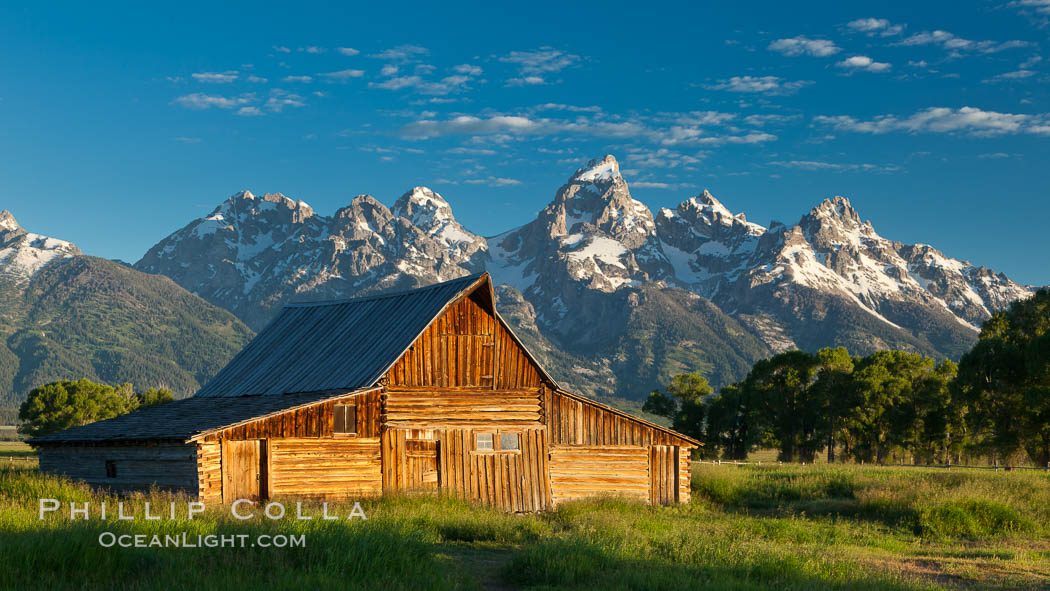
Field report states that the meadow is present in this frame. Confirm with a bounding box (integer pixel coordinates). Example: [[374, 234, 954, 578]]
[[0, 461, 1048, 590]]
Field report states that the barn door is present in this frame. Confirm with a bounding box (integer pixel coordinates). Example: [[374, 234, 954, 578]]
[[648, 445, 680, 506], [223, 439, 266, 503], [406, 439, 439, 490]]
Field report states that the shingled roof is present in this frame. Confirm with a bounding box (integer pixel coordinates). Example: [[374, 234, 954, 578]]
[[30, 390, 370, 444]]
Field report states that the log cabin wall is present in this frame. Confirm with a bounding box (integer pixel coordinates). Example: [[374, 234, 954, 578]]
[[386, 293, 543, 390], [382, 426, 552, 512], [382, 388, 541, 429], [269, 438, 381, 499], [200, 390, 381, 442], [197, 442, 222, 504], [548, 445, 649, 504], [679, 450, 691, 503], [544, 390, 695, 448], [37, 444, 198, 494]]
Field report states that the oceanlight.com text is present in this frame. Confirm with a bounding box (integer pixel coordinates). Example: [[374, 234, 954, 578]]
[[97, 532, 307, 548]]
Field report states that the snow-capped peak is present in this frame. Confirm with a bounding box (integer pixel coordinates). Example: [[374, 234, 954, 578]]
[[0, 212, 80, 281], [571, 155, 621, 184], [393, 186, 453, 224], [809, 196, 861, 225], [0, 210, 21, 233]]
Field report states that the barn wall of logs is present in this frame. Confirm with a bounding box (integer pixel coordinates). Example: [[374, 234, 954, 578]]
[[270, 438, 381, 499], [545, 390, 696, 448], [548, 445, 650, 504], [197, 442, 222, 504], [201, 391, 381, 442], [37, 444, 198, 494]]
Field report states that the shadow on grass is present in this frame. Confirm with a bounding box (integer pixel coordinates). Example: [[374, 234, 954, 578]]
[[502, 538, 927, 591]]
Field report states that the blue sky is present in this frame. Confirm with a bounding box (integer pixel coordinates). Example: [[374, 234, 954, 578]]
[[1, 0, 1048, 285]]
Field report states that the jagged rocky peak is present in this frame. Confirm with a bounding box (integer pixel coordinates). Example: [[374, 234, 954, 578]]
[[571, 154, 623, 184], [393, 186, 455, 227], [545, 155, 656, 248], [0, 211, 80, 281], [0, 210, 23, 235], [222, 189, 315, 224]]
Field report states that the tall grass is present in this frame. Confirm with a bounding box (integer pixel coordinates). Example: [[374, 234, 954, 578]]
[[1, 464, 1049, 590]]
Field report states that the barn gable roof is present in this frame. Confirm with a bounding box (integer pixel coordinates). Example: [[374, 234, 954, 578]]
[[195, 272, 554, 398]]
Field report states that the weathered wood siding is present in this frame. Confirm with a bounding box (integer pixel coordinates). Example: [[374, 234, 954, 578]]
[[383, 427, 551, 512], [270, 438, 381, 499], [37, 444, 197, 493], [679, 448, 691, 504], [383, 388, 541, 428], [649, 445, 679, 506], [201, 390, 381, 442], [197, 442, 222, 504], [548, 445, 650, 504], [545, 390, 695, 448], [386, 294, 543, 389]]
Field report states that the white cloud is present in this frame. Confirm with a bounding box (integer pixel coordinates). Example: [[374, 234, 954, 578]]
[[380, 64, 399, 76], [770, 160, 900, 172], [369, 74, 472, 95], [462, 176, 521, 186], [977, 152, 1011, 159], [273, 46, 291, 53], [446, 147, 498, 155], [895, 30, 1032, 54], [191, 71, 239, 83], [815, 106, 1048, 136], [1009, 0, 1050, 14], [846, 18, 904, 36], [499, 47, 580, 73], [624, 148, 702, 169], [533, 103, 602, 113], [172, 93, 255, 110], [237, 106, 263, 117], [337, 47, 360, 56], [172, 136, 201, 143], [704, 75, 813, 95], [371, 45, 428, 61], [283, 75, 313, 83], [300, 46, 325, 54], [984, 69, 1036, 83], [321, 69, 365, 81], [837, 55, 892, 72], [245, 75, 268, 83], [506, 76, 547, 86], [768, 36, 841, 57], [398, 111, 777, 147], [265, 89, 305, 113], [452, 64, 483, 75]]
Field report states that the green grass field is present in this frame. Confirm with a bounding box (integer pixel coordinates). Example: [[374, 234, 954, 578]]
[[1, 462, 1048, 590]]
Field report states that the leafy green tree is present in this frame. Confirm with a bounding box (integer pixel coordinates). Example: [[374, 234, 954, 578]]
[[955, 289, 1050, 465], [642, 372, 713, 442], [17, 378, 139, 437], [137, 387, 175, 407], [811, 347, 856, 463], [704, 382, 764, 460], [744, 351, 823, 462]]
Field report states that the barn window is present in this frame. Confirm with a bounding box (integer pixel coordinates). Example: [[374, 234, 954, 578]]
[[334, 404, 357, 434], [475, 433, 494, 450], [500, 433, 520, 451], [105, 460, 117, 478]]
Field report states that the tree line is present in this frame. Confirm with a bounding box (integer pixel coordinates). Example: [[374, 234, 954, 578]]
[[17, 378, 174, 437], [645, 289, 1050, 467]]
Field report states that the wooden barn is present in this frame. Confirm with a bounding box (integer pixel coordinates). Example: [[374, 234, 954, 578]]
[[30, 273, 699, 511]]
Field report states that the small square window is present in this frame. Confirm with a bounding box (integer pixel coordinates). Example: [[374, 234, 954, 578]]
[[475, 433, 493, 450], [334, 404, 357, 434], [105, 460, 117, 478], [500, 433, 520, 451]]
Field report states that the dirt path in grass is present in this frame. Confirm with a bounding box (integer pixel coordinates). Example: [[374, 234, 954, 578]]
[[442, 545, 518, 591]]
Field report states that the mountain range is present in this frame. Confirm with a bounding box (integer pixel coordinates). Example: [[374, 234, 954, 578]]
[[0, 210, 252, 406], [129, 155, 1032, 399]]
